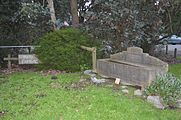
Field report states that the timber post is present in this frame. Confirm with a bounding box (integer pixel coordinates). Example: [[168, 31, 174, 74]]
[[174, 48, 177, 58], [80, 46, 97, 72], [92, 47, 97, 72], [3, 54, 18, 70], [8, 54, 11, 70], [166, 45, 168, 54]]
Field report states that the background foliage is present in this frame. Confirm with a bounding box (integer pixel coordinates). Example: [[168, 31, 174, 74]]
[[0, 0, 181, 67], [81, 0, 168, 54]]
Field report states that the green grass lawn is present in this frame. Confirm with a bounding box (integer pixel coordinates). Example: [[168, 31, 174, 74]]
[[169, 63, 181, 79], [177, 56, 181, 61], [0, 66, 181, 120]]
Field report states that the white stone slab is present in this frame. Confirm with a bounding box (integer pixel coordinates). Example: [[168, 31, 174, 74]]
[[115, 78, 121, 84], [18, 54, 39, 64]]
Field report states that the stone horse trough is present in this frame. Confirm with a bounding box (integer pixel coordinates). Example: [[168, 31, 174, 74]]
[[96, 47, 168, 89]]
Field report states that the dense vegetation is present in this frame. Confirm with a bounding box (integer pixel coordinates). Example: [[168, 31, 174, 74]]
[[36, 28, 98, 72]]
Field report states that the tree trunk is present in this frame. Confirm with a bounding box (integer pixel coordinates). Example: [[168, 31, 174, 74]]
[[70, 0, 79, 27], [47, 0, 57, 30]]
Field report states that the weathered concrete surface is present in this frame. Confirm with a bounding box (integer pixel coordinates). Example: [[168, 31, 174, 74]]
[[97, 47, 168, 88]]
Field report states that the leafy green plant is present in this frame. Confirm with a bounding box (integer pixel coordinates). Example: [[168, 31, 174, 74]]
[[145, 73, 181, 107], [80, 64, 90, 71], [36, 28, 98, 72]]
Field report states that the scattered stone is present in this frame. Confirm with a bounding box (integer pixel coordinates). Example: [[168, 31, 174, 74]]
[[90, 76, 106, 84], [134, 89, 142, 96], [122, 89, 129, 94], [121, 86, 128, 89], [147, 96, 164, 109], [84, 70, 96, 77], [84, 70, 92, 75]]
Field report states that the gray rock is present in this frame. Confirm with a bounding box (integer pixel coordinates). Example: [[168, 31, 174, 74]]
[[84, 70, 92, 74], [134, 89, 142, 96], [91, 76, 106, 84], [121, 86, 128, 89], [122, 89, 129, 94], [84, 70, 96, 77], [147, 96, 164, 109]]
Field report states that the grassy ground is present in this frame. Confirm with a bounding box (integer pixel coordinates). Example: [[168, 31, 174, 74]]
[[177, 56, 181, 61], [0, 66, 181, 120], [169, 63, 181, 79]]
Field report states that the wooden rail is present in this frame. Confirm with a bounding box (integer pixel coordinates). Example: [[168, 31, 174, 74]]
[[0, 46, 39, 48], [80, 46, 97, 72]]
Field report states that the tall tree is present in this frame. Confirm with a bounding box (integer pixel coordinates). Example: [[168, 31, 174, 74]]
[[70, 0, 79, 27], [161, 0, 181, 35], [47, 0, 57, 30]]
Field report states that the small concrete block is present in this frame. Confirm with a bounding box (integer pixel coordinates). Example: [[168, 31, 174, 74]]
[[115, 78, 121, 84]]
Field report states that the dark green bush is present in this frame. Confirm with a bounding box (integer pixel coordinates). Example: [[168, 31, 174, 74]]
[[145, 73, 181, 107], [36, 28, 98, 72]]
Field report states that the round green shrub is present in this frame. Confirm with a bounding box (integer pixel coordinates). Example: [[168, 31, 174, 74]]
[[36, 28, 98, 72]]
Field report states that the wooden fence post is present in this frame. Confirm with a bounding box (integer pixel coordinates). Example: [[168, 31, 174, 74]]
[[174, 48, 177, 58], [7, 54, 11, 70], [80, 46, 97, 73], [92, 47, 97, 73], [166, 45, 168, 54], [4, 54, 18, 70]]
